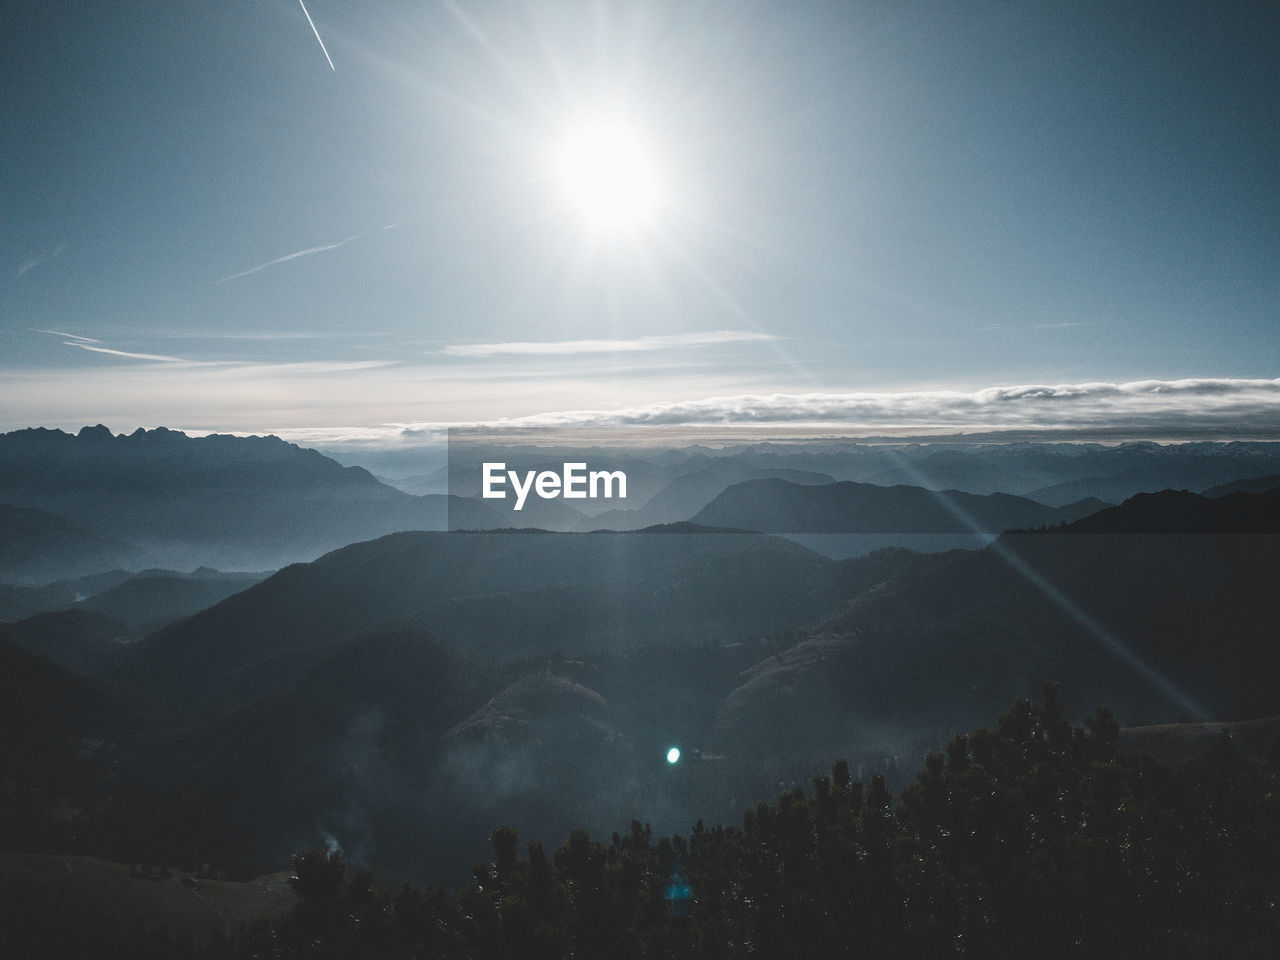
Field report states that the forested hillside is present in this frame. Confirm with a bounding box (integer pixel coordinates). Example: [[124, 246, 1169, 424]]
[[6, 690, 1276, 958]]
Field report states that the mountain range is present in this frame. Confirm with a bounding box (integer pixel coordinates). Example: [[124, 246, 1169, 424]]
[[0, 426, 476, 571], [2, 426, 1278, 890], [5, 427, 1280, 582], [689, 478, 1107, 532], [366, 436, 1280, 505]]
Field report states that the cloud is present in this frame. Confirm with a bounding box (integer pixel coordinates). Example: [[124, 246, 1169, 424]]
[[34, 329, 186, 362], [6, 363, 1278, 447], [215, 241, 348, 282], [547, 378, 1280, 431], [439, 330, 780, 358], [34, 329, 100, 344], [65, 343, 187, 363], [33, 328, 401, 369], [214, 225, 395, 283], [575, 378, 1280, 434], [30, 328, 186, 362], [302, 377, 1280, 446], [15, 243, 65, 278], [232, 360, 398, 375]]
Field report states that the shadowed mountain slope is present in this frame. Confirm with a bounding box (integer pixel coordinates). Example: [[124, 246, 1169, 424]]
[[0, 639, 137, 851], [713, 511, 1280, 760], [1202, 474, 1280, 497], [111, 528, 849, 719], [0, 608, 134, 675], [1049, 486, 1280, 533], [0, 568, 266, 634], [576, 468, 838, 531], [0, 503, 147, 584]]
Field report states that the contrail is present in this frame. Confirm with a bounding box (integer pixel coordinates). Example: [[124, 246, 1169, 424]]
[[215, 241, 345, 283], [298, 0, 335, 71]]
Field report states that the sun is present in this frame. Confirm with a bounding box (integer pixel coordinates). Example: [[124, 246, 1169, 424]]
[[553, 119, 663, 232]]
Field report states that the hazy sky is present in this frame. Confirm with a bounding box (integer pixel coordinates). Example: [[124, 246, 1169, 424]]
[[2, 0, 1277, 443]]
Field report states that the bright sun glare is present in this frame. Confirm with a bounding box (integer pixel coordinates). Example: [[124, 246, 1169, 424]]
[[554, 120, 662, 232]]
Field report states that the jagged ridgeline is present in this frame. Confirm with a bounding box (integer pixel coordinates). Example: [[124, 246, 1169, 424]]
[[0, 426, 464, 573]]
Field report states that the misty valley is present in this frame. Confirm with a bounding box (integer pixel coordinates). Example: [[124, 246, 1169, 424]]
[[2, 426, 1279, 955]]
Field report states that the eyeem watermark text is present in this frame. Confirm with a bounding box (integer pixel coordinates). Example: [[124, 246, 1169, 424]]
[[482, 462, 627, 511]]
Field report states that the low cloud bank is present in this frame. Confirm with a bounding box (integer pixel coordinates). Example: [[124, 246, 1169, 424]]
[[576, 378, 1280, 429], [298, 377, 1280, 449]]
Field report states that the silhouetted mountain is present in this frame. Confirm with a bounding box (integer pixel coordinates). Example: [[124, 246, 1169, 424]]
[[709, 487, 1280, 759], [1118, 714, 1280, 768], [0, 426, 489, 572], [864, 446, 1050, 494], [578, 470, 729, 531], [0, 567, 265, 632], [1015, 441, 1280, 505], [0, 639, 134, 851], [577, 467, 838, 531], [0, 608, 133, 676], [535, 439, 1280, 503], [855, 440, 1277, 500], [124, 628, 494, 875], [460, 490, 590, 531], [1047, 487, 1280, 534], [116, 629, 782, 884], [744, 527, 1280, 742], [691, 478, 1102, 533], [111, 528, 849, 720], [76, 569, 269, 634], [1202, 474, 1280, 497], [0, 503, 147, 584], [334, 439, 1280, 508], [0, 569, 135, 622]]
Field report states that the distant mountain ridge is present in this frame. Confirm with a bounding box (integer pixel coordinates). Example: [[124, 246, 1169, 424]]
[[1201, 474, 1280, 498], [0, 502, 147, 584], [574, 467, 838, 531], [1046, 486, 1280, 534], [0, 608, 133, 676], [359, 438, 1280, 505], [690, 478, 1105, 533], [848, 440, 1280, 504], [0, 426, 474, 573]]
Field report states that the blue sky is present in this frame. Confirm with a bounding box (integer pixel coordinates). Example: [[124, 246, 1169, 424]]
[[2, 0, 1277, 443]]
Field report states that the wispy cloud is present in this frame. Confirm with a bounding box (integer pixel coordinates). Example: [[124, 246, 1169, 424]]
[[34, 329, 100, 344], [215, 225, 396, 283], [439, 330, 780, 358], [66, 343, 187, 363], [15, 244, 66, 278], [215, 241, 346, 282], [234, 360, 398, 375], [34, 328, 185, 362]]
